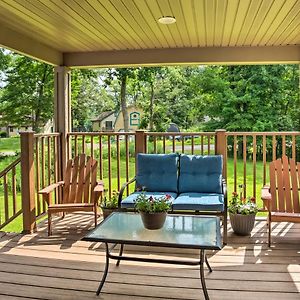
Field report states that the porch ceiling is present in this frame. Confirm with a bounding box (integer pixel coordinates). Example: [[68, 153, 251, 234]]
[[0, 0, 299, 67]]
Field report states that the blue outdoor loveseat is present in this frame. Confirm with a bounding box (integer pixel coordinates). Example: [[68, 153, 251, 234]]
[[118, 153, 227, 244]]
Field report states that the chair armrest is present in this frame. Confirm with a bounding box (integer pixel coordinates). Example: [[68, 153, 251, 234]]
[[118, 177, 136, 208], [94, 181, 104, 193], [39, 181, 64, 195], [93, 181, 104, 204], [261, 185, 271, 210]]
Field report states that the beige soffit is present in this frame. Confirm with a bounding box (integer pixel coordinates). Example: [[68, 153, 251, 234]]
[[0, 0, 299, 66]]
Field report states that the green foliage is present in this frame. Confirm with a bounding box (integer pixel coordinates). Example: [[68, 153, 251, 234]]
[[228, 189, 258, 215], [0, 54, 54, 132], [134, 193, 172, 213], [101, 190, 119, 209]]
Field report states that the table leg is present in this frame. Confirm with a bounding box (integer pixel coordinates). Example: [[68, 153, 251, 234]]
[[200, 249, 210, 300], [116, 244, 124, 266], [96, 242, 110, 296], [205, 254, 212, 273]]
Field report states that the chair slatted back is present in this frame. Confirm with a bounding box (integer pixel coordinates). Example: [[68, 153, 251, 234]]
[[269, 155, 300, 213], [62, 154, 98, 204]]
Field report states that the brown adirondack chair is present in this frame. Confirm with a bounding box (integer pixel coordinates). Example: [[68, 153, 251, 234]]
[[261, 155, 300, 246], [39, 154, 104, 236]]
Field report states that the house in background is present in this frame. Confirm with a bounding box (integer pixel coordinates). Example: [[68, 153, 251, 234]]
[[91, 111, 116, 132], [0, 119, 53, 137], [91, 106, 143, 132]]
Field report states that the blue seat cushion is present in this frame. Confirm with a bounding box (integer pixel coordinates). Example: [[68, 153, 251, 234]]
[[136, 153, 179, 192], [179, 154, 223, 193], [172, 193, 224, 211], [121, 192, 178, 209]]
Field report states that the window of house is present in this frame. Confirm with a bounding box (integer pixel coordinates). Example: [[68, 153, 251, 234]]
[[9, 127, 14, 132], [105, 121, 113, 129], [130, 112, 140, 126]]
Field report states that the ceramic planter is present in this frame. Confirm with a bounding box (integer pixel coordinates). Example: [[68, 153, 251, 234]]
[[102, 208, 118, 219], [229, 213, 256, 236], [140, 212, 167, 230]]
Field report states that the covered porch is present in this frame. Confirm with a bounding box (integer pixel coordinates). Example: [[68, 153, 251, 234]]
[[0, 1, 300, 299]]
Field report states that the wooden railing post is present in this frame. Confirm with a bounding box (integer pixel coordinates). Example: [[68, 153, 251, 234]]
[[215, 129, 227, 179], [135, 130, 146, 172], [20, 131, 36, 233], [135, 130, 146, 155]]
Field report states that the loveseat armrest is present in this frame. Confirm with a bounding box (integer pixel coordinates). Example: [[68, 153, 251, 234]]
[[118, 177, 136, 208], [222, 178, 227, 205]]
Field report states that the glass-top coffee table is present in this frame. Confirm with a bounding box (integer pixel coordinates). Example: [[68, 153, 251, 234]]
[[83, 212, 222, 300]]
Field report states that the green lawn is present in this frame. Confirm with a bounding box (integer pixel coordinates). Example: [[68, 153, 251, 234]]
[[0, 137, 20, 153]]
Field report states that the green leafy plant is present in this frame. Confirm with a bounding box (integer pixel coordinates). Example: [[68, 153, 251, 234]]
[[134, 193, 172, 213], [101, 190, 119, 209], [228, 190, 258, 215]]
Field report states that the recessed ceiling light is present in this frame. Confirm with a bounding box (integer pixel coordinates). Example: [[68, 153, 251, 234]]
[[158, 16, 176, 25]]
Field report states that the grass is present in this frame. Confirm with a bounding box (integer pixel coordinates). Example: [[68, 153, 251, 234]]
[[0, 137, 20, 153]]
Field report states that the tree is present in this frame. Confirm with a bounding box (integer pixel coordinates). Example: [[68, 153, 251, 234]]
[[104, 68, 137, 132], [0, 55, 53, 132]]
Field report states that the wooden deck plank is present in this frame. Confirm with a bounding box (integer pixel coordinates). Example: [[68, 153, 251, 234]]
[[0, 213, 299, 300]]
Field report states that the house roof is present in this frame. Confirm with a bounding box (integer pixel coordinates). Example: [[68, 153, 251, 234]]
[[0, 0, 299, 67], [91, 111, 115, 122]]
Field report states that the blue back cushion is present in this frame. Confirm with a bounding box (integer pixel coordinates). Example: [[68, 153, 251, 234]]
[[178, 155, 223, 193], [136, 153, 178, 192]]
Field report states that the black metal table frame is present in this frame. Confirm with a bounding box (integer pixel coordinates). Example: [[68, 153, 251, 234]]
[[96, 242, 213, 300]]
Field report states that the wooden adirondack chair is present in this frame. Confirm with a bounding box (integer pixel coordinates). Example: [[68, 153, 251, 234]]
[[39, 154, 104, 236], [261, 155, 300, 246]]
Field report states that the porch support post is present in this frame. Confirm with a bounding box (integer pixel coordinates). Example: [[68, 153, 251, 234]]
[[135, 130, 146, 172], [215, 129, 227, 179], [54, 66, 71, 180], [20, 131, 36, 233]]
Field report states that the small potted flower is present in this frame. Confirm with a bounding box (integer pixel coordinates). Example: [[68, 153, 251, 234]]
[[134, 193, 172, 230], [229, 189, 258, 236], [101, 190, 119, 219]]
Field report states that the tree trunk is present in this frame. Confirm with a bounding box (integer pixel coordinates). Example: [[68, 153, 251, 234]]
[[120, 74, 129, 132], [149, 83, 154, 131], [34, 65, 50, 132]]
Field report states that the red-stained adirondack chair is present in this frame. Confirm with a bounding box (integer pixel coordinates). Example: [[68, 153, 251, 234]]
[[39, 154, 104, 235], [261, 155, 300, 246]]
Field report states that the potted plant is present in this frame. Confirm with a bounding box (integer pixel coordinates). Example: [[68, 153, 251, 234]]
[[101, 190, 119, 219], [134, 193, 172, 230], [229, 190, 258, 236]]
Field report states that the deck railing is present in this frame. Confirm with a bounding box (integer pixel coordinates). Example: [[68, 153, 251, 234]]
[[0, 156, 22, 229], [1, 129, 300, 232]]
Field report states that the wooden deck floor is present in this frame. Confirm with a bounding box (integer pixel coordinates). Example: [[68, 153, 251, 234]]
[[0, 213, 299, 300]]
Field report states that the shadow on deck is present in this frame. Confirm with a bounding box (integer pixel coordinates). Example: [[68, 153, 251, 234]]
[[0, 213, 299, 300]]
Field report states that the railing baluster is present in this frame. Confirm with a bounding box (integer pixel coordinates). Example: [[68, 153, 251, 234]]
[[172, 136, 175, 153], [182, 136, 184, 153], [125, 135, 129, 196], [74, 135, 78, 157], [47, 137, 51, 188], [41, 137, 46, 213], [163, 135, 166, 153], [243, 135, 247, 198], [153, 135, 157, 153], [252, 135, 257, 200], [262, 135, 267, 186], [201, 136, 204, 155], [233, 135, 237, 192], [272, 135, 276, 161], [99, 135, 103, 180], [207, 135, 211, 155], [282, 135, 286, 156], [4, 174, 8, 222], [82, 135, 85, 154], [91, 135, 94, 158], [35, 138, 41, 216], [292, 135, 296, 160], [107, 135, 112, 199], [12, 166, 17, 214], [116, 135, 120, 191]]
